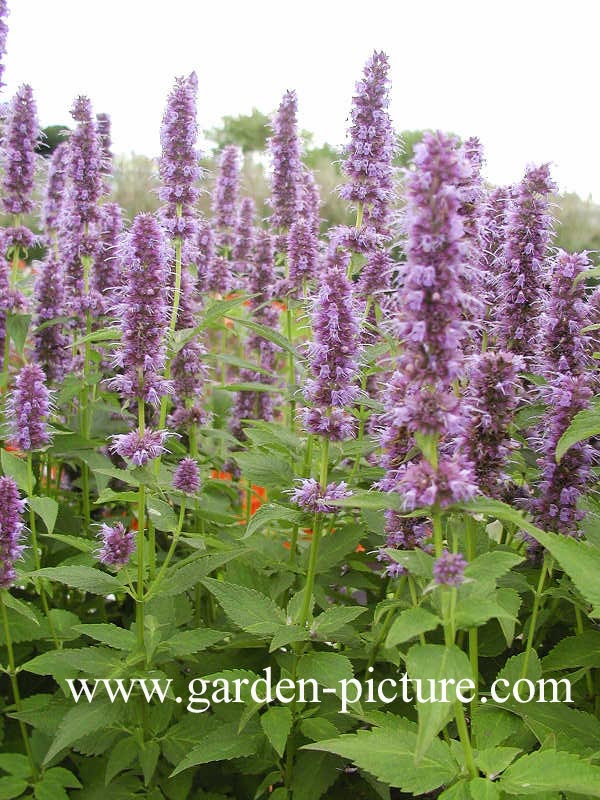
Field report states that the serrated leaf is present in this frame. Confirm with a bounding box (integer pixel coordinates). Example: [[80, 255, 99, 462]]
[[500, 749, 600, 796], [159, 628, 225, 657], [7, 313, 31, 356], [202, 577, 286, 635], [105, 737, 137, 785], [228, 316, 297, 357], [31, 566, 123, 595], [384, 548, 434, 578], [315, 524, 363, 573], [324, 490, 401, 511], [28, 496, 58, 534], [170, 721, 261, 775], [0, 755, 30, 778], [44, 700, 120, 764], [159, 550, 245, 597], [312, 606, 367, 637], [406, 643, 473, 763], [269, 624, 309, 652], [556, 405, 600, 462], [260, 706, 292, 757], [386, 607, 440, 648], [290, 751, 340, 800], [72, 623, 136, 650], [2, 593, 40, 626], [469, 778, 501, 800], [542, 630, 600, 670], [146, 496, 178, 533], [464, 551, 523, 585], [0, 775, 28, 800], [296, 652, 354, 694], [304, 727, 457, 794], [243, 502, 304, 539], [475, 747, 521, 777], [138, 740, 160, 786]]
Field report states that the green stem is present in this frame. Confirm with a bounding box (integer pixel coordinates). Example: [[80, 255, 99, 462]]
[[298, 438, 329, 629], [80, 250, 93, 535], [432, 508, 443, 558], [148, 502, 186, 597], [454, 700, 478, 778], [574, 605, 594, 700], [521, 555, 549, 680], [465, 515, 478, 708], [136, 397, 146, 652], [367, 575, 407, 670], [0, 592, 38, 778], [286, 305, 296, 432]]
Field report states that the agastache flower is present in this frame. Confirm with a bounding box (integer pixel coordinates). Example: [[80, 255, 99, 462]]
[[301, 246, 361, 441], [399, 456, 477, 511], [268, 90, 302, 234], [33, 250, 70, 383], [97, 522, 135, 569], [0, 0, 8, 90], [287, 217, 319, 291], [158, 73, 201, 240], [290, 479, 352, 514], [110, 428, 170, 467], [457, 351, 524, 497], [96, 112, 113, 183], [212, 145, 241, 246], [2, 84, 39, 217], [92, 202, 123, 311], [8, 363, 52, 451], [497, 164, 556, 359], [300, 168, 321, 235], [479, 185, 510, 322], [173, 458, 201, 495], [42, 142, 69, 236], [193, 219, 215, 295], [433, 549, 467, 586], [376, 517, 430, 578], [539, 250, 591, 377], [0, 476, 26, 589], [340, 51, 395, 239], [232, 197, 255, 284], [357, 249, 392, 299], [108, 213, 171, 404]]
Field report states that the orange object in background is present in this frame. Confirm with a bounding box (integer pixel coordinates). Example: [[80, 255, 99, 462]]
[[249, 484, 266, 516], [210, 469, 233, 482]]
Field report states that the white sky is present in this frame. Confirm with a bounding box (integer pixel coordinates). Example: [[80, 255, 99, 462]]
[[5, 0, 600, 199]]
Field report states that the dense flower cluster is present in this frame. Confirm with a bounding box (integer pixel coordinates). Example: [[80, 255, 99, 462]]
[[2, 83, 39, 217], [0, 0, 8, 89], [33, 250, 70, 383], [212, 145, 240, 245], [287, 217, 319, 291], [268, 90, 302, 233], [194, 219, 215, 294], [232, 197, 255, 283], [110, 428, 170, 467], [290, 479, 351, 514], [0, 476, 26, 588], [41, 142, 69, 236], [173, 458, 201, 495], [92, 202, 123, 310], [433, 549, 467, 586], [8, 363, 52, 451], [97, 522, 135, 569], [158, 73, 201, 240], [108, 213, 170, 404], [340, 51, 394, 239]]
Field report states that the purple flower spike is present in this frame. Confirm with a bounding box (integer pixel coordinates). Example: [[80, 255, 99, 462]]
[[33, 250, 70, 383], [433, 549, 467, 587], [290, 479, 352, 514], [96, 112, 113, 182], [42, 142, 69, 236], [340, 51, 395, 238], [97, 522, 135, 569], [0, 476, 26, 589], [302, 254, 361, 440], [357, 249, 392, 299], [110, 428, 170, 467], [287, 217, 319, 290], [300, 168, 321, 235], [158, 73, 201, 240], [194, 219, 216, 295], [399, 456, 477, 511], [2, 84, 39, 217], [8, 363, 52, 451], [173, 458, 201, 495], [457, 351, 524, 497], [232, 197, 256, 283], [108, 213, 171, 404], [0, 0, 9, 90], [498, 164, 556, 359], [269, 90, 302, 233], [213, 145, 241, 245], [539, 250, 591, 378], [93, 202, 123, 311]]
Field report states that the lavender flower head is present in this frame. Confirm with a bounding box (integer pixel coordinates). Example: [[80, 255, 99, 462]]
[[269, 90, 302, 233], [232, 197, 255, 282], [300, 168, 321, 235], [456, 351, 524, 497], [399, 456, 477, 511], [110, 428, 170, 467], [433, 549, 467, 586], [212, 145, 241, 245], [287, 217, 319, 291], [376, 515, 430, 578], [173, 458, 201, 495], [97, 522, 135, 569], [158, 73, 201, 240], [498, 164, 556, 358], [194, 219, 216, 295], [357, 249, 392, 299], [33, 250, 70, 383], [42, 142, 69, 236], [539, 250, 591, 377], [340, 51, 395, 238], [8, 363, 52, 451], [108, 213, 171, 404], [290, 479, 351, 514], [93, 202, 123, 310], [65, 96, 103, 227], [96, 112, 113, 179], [0, 476, 26, 588], [2, 84, 39, 217], [302, 248, 362, 441]]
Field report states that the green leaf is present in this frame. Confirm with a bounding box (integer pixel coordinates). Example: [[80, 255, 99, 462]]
[[324, 490, 401, 511], [384, 547, 435, 578], [138, 740, 160, 786], [218, 381, 281, 393], [2, 594, 40, 626], [469, 778, 501, 800], [31, 566, 124, 595], [44, 700, 120, 764], [315, 524, 363, 573], [496, 588, 522, 646], [28, 496, 58, 534], [159, 628, 225, 657], [556, 405, 600, 462], [290, 751, 340, 800], [0, 755, 30, 778], [269, 624, 309, 652], [312, 606, 367, 637], [500, 750, 600, 796], [6, 313, 31, 356], [72, 623, 136, 650], [170, 722, 261, 775], [42, 767, 81, 788], [414, 431, 439, 467], [406, 643, 473, 763], [243, 502, 304, 540], [0, 775, 28, 800], [304, 727, 458, 795], [105, 737, 137, 784], [159, 550, 245, 597], [297, 652, 354, 693], [227, 316, 298, 357], [1, 449, 29, 493], [475, 747, 521, 777], [202, 577, 286, 635], [542, 630, 600, 670], [260, 706, 292, 758], [146, 496, 178, 532], [95, 488, 139, 505], [386, 607, 440, 648], [464, 551, 524, 585]]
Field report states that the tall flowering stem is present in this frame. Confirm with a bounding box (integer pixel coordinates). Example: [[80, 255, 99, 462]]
[[212, 145, 240, 248]]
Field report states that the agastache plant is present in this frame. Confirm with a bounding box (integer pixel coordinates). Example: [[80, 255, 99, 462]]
[[232, 197, 256, 286], [268, 89, 302, 240], [92, 202, 123, 312], [0, 0, 8, 90], [0, 475, 25, 589], [42, 142, 69, 240], [212, 144, 241, 247], [33, 249, 70, 383]]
